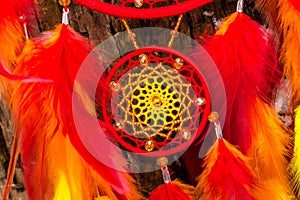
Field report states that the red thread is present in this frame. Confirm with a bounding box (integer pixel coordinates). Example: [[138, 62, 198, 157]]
[[73, 0, 211, 19]]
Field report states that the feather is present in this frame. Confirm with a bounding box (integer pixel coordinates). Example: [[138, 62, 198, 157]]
[[195, 138, 257, 200], [0, 0, 23, 68], [0, 0, 38, 68], [193, 10, 293, 198], [197, 12, 281, 154], [7, 24, 140, 200], [290, 0, 300, 11], [148, 182, 192, 200], [249, 98, 293, 199], [0, 0, 39, 98], [278, 0, 300, 108], [149, 163, 194, 200], [291, 106, 300, 198]]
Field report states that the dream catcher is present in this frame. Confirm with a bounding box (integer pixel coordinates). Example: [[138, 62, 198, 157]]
[[1, 0, 297, 199], [1, 0, 224, 199]]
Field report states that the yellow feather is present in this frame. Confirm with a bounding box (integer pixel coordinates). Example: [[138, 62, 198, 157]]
[[53, 173, 72, 200], [291, 106, 300, 197]]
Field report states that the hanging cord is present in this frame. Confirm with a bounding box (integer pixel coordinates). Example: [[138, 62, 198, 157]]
[[121, 15, 184, 49], [168, 14, 183, 47], [121, 19, 140, 49]]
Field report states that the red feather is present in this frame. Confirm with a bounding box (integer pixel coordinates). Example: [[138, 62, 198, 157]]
[[149, 182, 191, 200], [290, 0, 300, 11], [196, 12, 281, 154], [6, 24, 141, 199], [196, 138, 257, 200]]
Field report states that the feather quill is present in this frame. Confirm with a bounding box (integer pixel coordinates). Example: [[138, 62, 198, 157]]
[[6, 23, 141, 200]]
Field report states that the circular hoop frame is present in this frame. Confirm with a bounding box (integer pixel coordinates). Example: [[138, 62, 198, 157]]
[[73, 0, 211, 19], [97, 46, 211, 156]]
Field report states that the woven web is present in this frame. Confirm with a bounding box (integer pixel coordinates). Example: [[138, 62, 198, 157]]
[[98, 48, 211, 154]]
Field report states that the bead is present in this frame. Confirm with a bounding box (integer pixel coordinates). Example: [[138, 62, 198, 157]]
[[139, 54, 148, 65], [134, 0, 143, 8], [181, 130, 191, 140], [173, 57, 184, 69], [113, 121, 123, 130], [109, 81, 120, 91], [196, 97, 206, 106], [58, 0, 71, 6], [157, 157, 169, 166], [152, 96, 162, 107], [145, 139, 155, 152], [208, 112, 219, 122]]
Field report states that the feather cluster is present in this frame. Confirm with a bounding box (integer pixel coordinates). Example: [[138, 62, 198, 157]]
[[201, 12, 282, 154], [8, 24, 141, 200], [193, 11, 293, 199]]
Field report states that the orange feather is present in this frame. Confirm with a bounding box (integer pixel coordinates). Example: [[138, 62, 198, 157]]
[[248, 98, 293, 199], [278, 0, 300, 108]]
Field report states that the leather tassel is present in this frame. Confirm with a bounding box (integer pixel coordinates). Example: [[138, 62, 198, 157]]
[[195, 113, 257, 200], [4, 7, 141, 199]]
